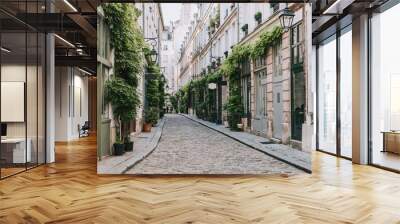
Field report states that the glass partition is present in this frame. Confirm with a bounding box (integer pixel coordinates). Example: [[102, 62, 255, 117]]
[[1, 31, 28, 177], [370, 3, 400, 171], [0, 2, 46, 179]]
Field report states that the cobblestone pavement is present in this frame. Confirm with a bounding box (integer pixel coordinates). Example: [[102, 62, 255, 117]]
[[127, 114, 303, 175]]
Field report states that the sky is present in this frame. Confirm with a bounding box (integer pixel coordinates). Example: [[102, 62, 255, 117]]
[[161, 3, 182, 26]]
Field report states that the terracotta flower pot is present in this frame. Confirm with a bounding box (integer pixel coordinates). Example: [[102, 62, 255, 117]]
[[143, 123, 152, 132]]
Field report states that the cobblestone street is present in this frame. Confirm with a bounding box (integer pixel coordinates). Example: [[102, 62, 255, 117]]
[[127, 114, 302, 175]]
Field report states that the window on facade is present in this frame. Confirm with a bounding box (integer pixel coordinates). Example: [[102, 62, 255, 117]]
[[255, 56, 267, 118], [291, 22, 306, 141], [163, 45, 168, 50], [241, 60, 251, 118], [271, 3, 279, 12], [225, 30, 229, 52], [291, 22, 303, 65], [273, 40, 282, 77]]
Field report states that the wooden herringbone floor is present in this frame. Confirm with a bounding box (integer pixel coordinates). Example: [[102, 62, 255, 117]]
[[1, 135, 400, 224]]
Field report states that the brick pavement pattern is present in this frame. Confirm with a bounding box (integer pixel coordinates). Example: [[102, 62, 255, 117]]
[[127, 114, 303, 175]]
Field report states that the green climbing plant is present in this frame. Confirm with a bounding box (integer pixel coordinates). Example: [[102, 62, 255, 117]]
[[251, 26, 283, 59], [102, 3, 145, 142], [103, 3, 145, 87], [104, 77, 139, 143]]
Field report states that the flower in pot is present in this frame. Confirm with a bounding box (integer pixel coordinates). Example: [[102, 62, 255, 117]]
[[254, 12, 262, 25], [105, 77, 139, 156]]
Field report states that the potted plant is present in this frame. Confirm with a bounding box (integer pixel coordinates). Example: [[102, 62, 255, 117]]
[[144, 107, 159, 132], [223, 93, 244, 131], [104, 77, 139, 156], [124, 135, 134, 152], [254, 12, 262, 25], [113, 139, 125, 156]]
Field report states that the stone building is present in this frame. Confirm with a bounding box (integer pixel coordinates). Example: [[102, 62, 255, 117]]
[[176, 3, 312, 151]]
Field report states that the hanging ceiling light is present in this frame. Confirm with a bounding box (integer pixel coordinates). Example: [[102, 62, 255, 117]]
[[63, 0, 78, 12], [1, 47, 11, 53], [279, 7, 294, 32], [78, 67, 94, 76], [54, 34, 75, 48]]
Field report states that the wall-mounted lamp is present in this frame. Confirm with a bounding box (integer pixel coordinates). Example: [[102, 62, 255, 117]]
[[279, 7, 294, 32], [144, 38, 158, 64]]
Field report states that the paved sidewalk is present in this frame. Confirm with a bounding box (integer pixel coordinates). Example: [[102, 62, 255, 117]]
[[182, 114, 311, 172], [127, 114, 303, 175], [97, 118, 165, 174]]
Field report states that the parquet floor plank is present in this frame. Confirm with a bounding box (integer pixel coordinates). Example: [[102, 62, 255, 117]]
[[1, 135, 400, 223]]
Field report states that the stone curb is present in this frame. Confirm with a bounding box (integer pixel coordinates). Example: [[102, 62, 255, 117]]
[[181, 114, 311, 173], [121, 118, 166, 174], [97, 118, 165, 174]]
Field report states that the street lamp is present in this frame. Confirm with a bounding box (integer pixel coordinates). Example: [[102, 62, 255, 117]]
[[144, 38, 158, 64], [148, 48, 158, 64], [279, 6, 294, 32]]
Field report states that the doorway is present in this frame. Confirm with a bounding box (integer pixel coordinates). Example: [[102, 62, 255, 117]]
[[272, 40, 283, 140], [253, 56, 268, 136]]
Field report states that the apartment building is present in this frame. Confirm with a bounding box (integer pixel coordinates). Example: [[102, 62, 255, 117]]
[[133, 3, 164, 133], [176, 3, 312, 150], [161, 24, 176, 94]]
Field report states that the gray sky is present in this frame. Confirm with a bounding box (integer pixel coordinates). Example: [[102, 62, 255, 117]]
[[161, 3, 182, 26]]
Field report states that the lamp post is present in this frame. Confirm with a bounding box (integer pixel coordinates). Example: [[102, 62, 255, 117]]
[[279, 5, 295, 32]]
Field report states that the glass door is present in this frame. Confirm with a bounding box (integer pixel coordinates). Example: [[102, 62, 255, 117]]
[[370, 3, 400, 171], [339, 26, 352, 158], [317, 35, 337, 154]]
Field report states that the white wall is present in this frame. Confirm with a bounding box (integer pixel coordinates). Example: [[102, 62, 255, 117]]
[[54, 67, 89, 141]]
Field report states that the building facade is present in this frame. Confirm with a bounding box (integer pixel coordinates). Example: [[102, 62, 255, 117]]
[[161, 24, 176, 94], [135, 3, 164, 133], [176, 3, 312, 151]]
